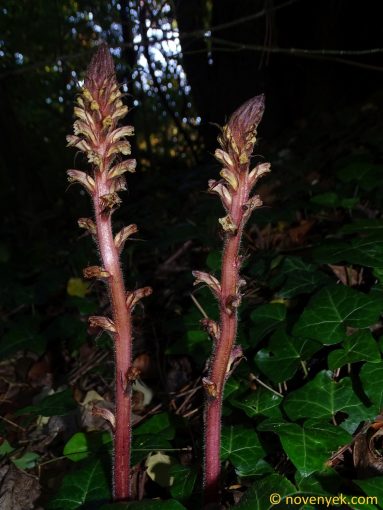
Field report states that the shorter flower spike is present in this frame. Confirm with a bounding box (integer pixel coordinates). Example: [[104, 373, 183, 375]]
[[192, 271, 221, 298], [201, 318, 220, 342], [218, 215, 237, 234], [78, 217, 97, 235], [126, 287, 153, 310], [67, 170, 95, 194], [83, 266, 111, 280], [202, 378, 218, 398], [92, 405, 116, 430], [89, 316, 116, 333], [114, 224, 138, 251]]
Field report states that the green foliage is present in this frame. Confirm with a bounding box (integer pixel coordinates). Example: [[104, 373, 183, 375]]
[[47, 459, 111, 509]]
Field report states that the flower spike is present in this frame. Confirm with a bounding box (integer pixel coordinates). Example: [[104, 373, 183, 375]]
[[66, 43, 151, 501]]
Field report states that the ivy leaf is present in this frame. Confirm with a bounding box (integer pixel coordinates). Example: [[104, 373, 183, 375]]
[[284, 371, 366, 425], [250, 303, 286, 344], [255, 328, 321, 383], [221, 425, 265, 477], [259, 420, 351, 476], [328, 331, 380, 369], [270, 256, 329, 299], [340, 220, 383, 235], [47, 459, 111, 509], [12, 452, 40, 470], [231, 387, 282, 418], [336, 162, 383, 191], [235, 473, 296, 510], [293, 285, 383, 344], [169, 464, 198, 502], [134, 413, 175, 440], [63, 432, 112, 462], [354, 477, 383, 505], [313, 236, 383, 268], [360, 361, 383, 413], [16, 388, 76, 417]]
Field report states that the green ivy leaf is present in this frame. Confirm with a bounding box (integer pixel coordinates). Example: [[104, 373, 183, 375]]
[[293, 285, 383, 344], [134, 413, 175, 440], [270, 256, 329, 299], [47, 458, 111, 509], [336, 162, 383, 191], [255, 328, 321, 383], [16, 388, 76, 417], [340, 220, 383, 235], [221, 425, 265, 477], [235, 473, 297, 510], [259, 420, 351, 476], [63, 432, 112, 462], [360, 361, 383, 413], [231, 387, 282, 418], [310, 192, 358, 209], [314, 236, 383, 268], [0, 440, 14, 456], [250, 303, 286, 344], [328, 331, 380, 369], [354, 477, 383, 505], [296, 468, 343, 496], [12, 451, 40, 470], [284, 371, 365, 424], [169, 464, 197, 502]]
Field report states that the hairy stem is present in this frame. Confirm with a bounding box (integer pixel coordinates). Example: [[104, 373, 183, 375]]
[[195, 95, 270, 504], [66, 44, 151, 501], [94, 176, 133, 500], [204, 173, 249, 503]]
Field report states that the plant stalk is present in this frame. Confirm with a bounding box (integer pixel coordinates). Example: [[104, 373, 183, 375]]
[[194, 95, 270, 504], [94, 176, 133, 500], [66, 44, 151, 501]]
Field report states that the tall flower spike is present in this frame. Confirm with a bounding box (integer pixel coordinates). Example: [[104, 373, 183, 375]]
[[196, 95, 270, 505], [66, 44, 151, 502]]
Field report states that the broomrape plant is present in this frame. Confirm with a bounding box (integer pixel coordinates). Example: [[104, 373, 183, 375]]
[[193, 95, 270, 503], [67, 45, 270, 505], [66, 44, 151, 501]]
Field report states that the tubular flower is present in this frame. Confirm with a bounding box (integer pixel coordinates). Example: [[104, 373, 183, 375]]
[[66, 43, 135, 196]]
